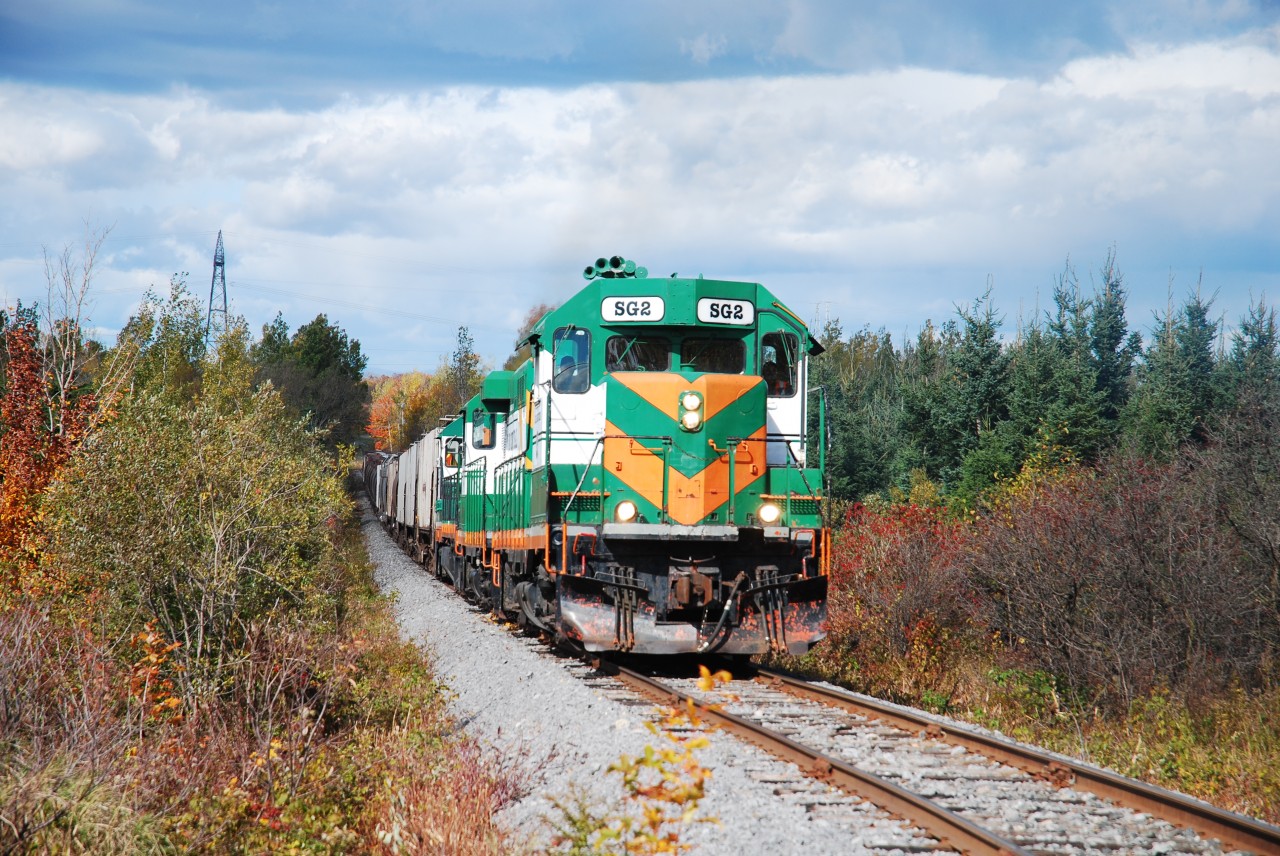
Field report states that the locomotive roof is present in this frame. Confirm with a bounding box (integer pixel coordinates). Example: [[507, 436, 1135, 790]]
[[521, 271, 823, 355]]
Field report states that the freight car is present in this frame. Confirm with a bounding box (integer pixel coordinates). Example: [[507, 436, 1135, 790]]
[[371, 257, 829, 656]]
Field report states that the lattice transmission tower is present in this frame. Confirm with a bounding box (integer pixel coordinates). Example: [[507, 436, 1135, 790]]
[[206, 230, 227, 341]]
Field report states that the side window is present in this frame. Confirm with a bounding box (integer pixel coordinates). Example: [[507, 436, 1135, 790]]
[[761, 332, 798, 397], [471, 408, 495, 449], [553, 327, 591, 394], [606, 335, 669, 372], [681, 338, 745, 374], [443, 437, 463, 467]]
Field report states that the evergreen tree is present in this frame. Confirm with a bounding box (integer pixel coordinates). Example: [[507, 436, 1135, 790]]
[[291, 314, 367, 381], [1124, 290, 1223, 456], [1229, 297, 1279, 393], [906, 291, 1009, 494], [900, 319, 956, 486], [1089, 249, 1140, 430], [1013, 265, 1110, 460], [252, 313, 371, 448], [1177, 291, 1222, 429], [817, 322, 910, 500]]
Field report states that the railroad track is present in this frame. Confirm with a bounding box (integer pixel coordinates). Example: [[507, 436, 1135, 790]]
[[602, 663, 1280, 856]]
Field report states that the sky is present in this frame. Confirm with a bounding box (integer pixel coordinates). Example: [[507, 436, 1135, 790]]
[[1, 1, 1278, 375]]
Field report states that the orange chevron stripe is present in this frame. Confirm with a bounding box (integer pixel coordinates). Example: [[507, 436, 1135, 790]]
[[611, 373, 761, 422], [604, 421, 767, 526]]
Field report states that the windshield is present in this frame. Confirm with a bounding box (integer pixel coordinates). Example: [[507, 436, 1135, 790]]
[[681, 338, 745, 374], [606, 335, 670, 371]]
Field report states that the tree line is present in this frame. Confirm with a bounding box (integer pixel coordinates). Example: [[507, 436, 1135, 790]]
[[364, 302, 553, 452], [815, 249, 1279, 507]]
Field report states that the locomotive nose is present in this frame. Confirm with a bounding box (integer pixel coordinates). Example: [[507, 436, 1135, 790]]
[[604, 372, 767, 528]]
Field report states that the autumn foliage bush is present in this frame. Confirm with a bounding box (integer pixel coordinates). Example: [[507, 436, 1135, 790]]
[[2, 284, 513, 852], [0, 306, 99, 594], [809, 501, 986, 706], [977, 453, 1273, 711], [43, 363, 348, 697], [815, 421, 1280, 713]]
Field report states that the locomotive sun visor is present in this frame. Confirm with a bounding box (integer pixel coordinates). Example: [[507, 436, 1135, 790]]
[[480, 371, 515, 408]]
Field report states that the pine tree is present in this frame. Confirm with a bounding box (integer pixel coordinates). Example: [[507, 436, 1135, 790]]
[[1124, 289, 1222, 456], [818, 324, 910, 500], [1090, 249, 1140, 431], [928, 292, 1009, 493], [1229, 297, 1279, 393]]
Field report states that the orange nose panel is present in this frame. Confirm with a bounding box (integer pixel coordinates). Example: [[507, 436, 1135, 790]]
[[604, 420, 766, 526]]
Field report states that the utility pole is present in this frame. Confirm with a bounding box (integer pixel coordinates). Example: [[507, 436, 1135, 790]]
[[206, 230, 227, 342]]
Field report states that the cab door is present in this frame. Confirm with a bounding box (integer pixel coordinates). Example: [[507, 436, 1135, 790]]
[[757, 312, 806, 468]]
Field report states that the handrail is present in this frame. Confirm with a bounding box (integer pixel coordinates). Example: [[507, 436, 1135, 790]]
[[560, 436, 605, 522], [538, 430, 675, 525]]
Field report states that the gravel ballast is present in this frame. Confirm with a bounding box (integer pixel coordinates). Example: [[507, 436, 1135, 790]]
[[361, 503, 934, 855]]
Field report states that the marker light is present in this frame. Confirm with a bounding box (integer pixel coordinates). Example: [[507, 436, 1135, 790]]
[[615, 500, 638, 523], [681, 410, 702, 430], [758, 502, 782, 524], [681, 392, 702, 411]]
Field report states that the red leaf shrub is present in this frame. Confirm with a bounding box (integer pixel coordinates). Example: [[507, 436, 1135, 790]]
[[976, 454, 1269, 710], [816, 503, 984, 704]]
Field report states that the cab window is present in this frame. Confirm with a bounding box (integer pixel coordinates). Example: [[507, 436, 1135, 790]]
[[443, 437, 463, 467], [761, 332, 798, 397], [471, 408, 495, 449], [552, 327, 591, 393], [606, 335, 669, 372], [681, 338, 744, 374]]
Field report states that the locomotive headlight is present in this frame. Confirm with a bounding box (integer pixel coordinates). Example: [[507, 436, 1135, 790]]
[[678, 391, 704, 431], [758, 502, 782, 524], [615, 500, 638, 523]]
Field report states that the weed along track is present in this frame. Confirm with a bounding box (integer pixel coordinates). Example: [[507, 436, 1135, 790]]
[[609, 664, 1025, 855], [629, 667, 1280, 856], [749, 670, 1280, 855]]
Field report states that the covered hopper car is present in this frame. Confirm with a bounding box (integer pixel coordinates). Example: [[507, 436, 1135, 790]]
[[370, 256, 829, 656]]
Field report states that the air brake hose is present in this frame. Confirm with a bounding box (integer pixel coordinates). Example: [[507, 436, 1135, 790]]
[[696, 572, 749, 654]]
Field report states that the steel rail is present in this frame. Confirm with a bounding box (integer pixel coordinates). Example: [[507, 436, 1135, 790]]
[[756, 668, 1280, 855], [613, 666, 1028, 856]]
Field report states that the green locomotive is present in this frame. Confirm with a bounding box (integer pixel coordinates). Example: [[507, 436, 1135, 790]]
[[374, 256, 829, 656]]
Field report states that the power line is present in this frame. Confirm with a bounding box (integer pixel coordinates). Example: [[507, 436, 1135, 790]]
[[231, 281, 506, 330]]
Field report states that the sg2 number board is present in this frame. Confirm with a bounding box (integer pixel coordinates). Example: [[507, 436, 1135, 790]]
[[601, 297, 666, 322], [696, 297, 755, 325]]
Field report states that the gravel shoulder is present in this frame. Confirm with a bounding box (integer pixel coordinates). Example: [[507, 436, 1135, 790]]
[[361, 501, 925, 855]]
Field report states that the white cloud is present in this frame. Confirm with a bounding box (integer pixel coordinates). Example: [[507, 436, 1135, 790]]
[[1051, 38, 1280, 98], [0, 31, 1276, 371], [0, 88, 104, 170]]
